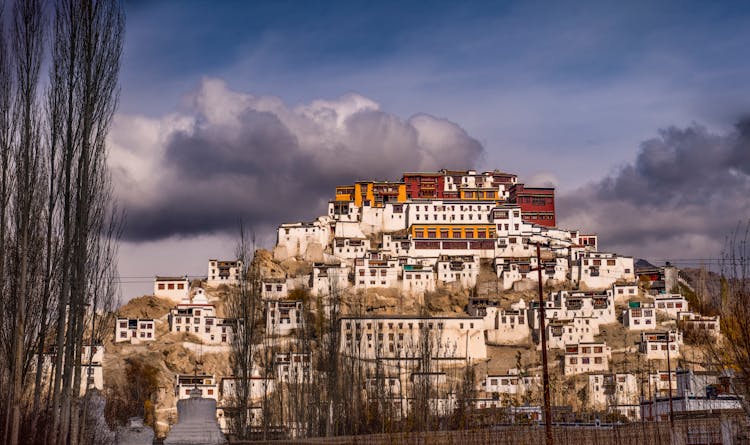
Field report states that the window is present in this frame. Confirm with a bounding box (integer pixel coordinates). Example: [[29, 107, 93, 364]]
[[158, 283, 165, 290]]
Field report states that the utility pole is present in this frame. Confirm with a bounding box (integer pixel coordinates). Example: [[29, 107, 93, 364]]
[[532, 242, 553, 445], [666, 331, 674, 428]]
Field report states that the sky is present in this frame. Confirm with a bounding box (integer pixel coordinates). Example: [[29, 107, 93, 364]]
[[111, 0, 750, 300]]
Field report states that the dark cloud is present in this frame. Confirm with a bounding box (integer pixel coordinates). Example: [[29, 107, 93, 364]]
[[110, 79, 484, 241], [559, 120, 750, 259]]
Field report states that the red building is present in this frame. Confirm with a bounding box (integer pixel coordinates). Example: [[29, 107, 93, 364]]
[[509, 184, 556, 227], [402, 172, 445, 199]]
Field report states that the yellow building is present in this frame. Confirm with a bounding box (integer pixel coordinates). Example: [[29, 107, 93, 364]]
[[335, 181, 407, 207], [459, 188, 499, 200], [410, 224, 496, 240]]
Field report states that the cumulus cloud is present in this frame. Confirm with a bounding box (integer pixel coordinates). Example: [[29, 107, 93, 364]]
[[109, 78, 484, 241], [558, 120, 750, 259]]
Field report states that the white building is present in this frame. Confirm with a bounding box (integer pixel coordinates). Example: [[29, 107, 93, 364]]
[[332, 221, 370, 263], [544, 317, 596, 350], [653, 294, 689, 319], [406, 200, 495, 227], [207, 259, 243, 287], [639, 330, 682, 360], [481, 370, 540, 397], [310, 263, 350, 297], [572, 252, 635, 289], [359, 202, 409, 234], [274, 352, 311, 384], [482, 301, 530, 345], [339, 315, 487, 362], [353, 253, 400, 290], [169, 290, 234, 345], [622, 302, 656, 330], [401, 264, 436, 297], [611, 284, 639, 303], [115, 318, 156, 343], [261, 279, 287, 300], [265, 300, 303, 336], [587, 373, 639, 412], [219, 374, 275, 404], [436, 255, 479, 289], [648, 370, 678, 397], [641, 395, 743, 422], [80, 344, 104, 396], [274, 218, 332, 261], [529, 288, 616, 330], [154, 276, 190, 302], [216, 373, 275, 433], [563, 342, 611, 375], [175, 374, 219, 401], [678, 311, 720, 336]]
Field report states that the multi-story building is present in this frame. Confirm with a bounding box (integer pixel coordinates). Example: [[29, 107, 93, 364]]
[[219, 374, 275, 404], [653, 294, 689, 319], [274, 352, 311, 384], [339, 315, 487, 362], [530, 288, 616, 330], [115, 318, 156, 343], [402, 264, 436, 296], [33, 344, 104, 396], [572, 252, 635, 289], [207, 259, 243, 286], [354, 253, 400, 290], [168, 289, 234, 345], [563, 342, 611, 375], [402, 172, 446, 199], [587, 373, 639, 413], [648, 370, 678, 398], [482, 302, 530, 344], [481, 370, 540, 397], [402, 169, 517, 201], [622, 302, 656, 330], [611, 283, 639, 303], [80, 344, 104, 396], [154, 276, 190, 302], [217, 374, 275, 433], [276, 219, 332, 260], [175, 374, 218, 401], [435, 255, 479, 288], [508, 183, 555, 227], [544, 317, 596, 350], [310, 263, 350, 297], [639, 330, 682, 360], [677, 311, 720, 336], [334, 181, 407, 208], [265, 300, 303, 336], [261, 279, 287, 300]]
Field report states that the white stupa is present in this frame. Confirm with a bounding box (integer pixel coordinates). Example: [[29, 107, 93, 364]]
[[163, 386, 227, 445]]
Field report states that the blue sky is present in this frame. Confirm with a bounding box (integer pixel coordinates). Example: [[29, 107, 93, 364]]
[[113, 0, 750, 299]]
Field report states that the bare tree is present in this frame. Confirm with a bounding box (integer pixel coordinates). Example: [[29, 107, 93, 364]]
[[702, 222, 750, 417], [46, 1, 124, 443], [226, 227, 262, 439], [3, 2, 45, 444]]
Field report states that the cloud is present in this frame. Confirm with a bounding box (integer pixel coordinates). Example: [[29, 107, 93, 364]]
[[109, 78, 484, 241], [558, 120, 750, 260]]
